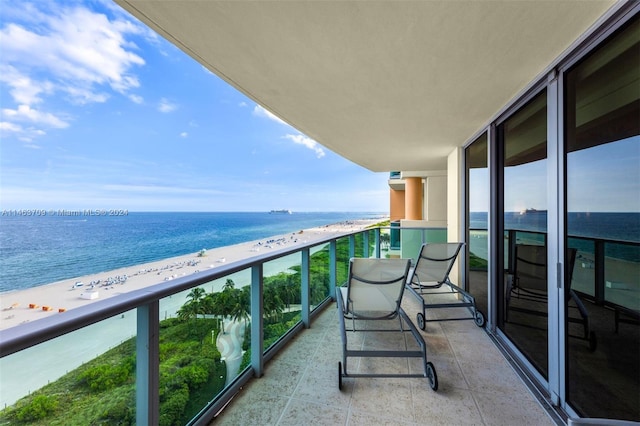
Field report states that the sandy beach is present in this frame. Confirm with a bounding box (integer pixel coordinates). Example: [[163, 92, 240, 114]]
[[0, 218, 384, 332], [0, 218, 385, 408]]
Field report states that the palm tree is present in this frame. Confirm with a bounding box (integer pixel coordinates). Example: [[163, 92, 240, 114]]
[[230, 285, 250, 324], [186, 287, 206, 319], [263, 290, 284, 322], [223, 279, 235, 291]]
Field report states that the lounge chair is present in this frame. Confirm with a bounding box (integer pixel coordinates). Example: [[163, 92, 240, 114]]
[[405, 243, 486, 330], [337, 257, 438, 390]]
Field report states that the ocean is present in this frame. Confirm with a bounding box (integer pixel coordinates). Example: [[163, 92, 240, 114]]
[[2, 211, 637, 293], [468, 211, 640, 262], [469, 211, 640, 242], [0, 211, 384, 293]]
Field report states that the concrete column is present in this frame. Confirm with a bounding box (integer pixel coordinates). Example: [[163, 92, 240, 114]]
[[404, 177, 423, 220]]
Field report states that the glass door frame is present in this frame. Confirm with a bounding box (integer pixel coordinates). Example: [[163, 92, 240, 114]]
[[555, 4, 640, 417], [489, 79, 554, 397], [462, 3, 637, 419]]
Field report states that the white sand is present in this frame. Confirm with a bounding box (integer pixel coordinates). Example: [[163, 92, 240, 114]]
[[0, 219, 384, 332]]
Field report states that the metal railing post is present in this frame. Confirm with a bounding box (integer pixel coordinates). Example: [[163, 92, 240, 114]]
[[136, 301, 159, 426], [330, 240, 337, 299], [301, 248, 310, 328], [363, 231, 369, 258], [349, 235, 355, 259], [251, 264, 264, 377], [594, 240, 605, 305]]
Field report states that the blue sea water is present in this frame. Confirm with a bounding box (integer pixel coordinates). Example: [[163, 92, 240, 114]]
[[0, 212, 384, 293], [468, 211, 640, 262], [469, 211, 640, 243]]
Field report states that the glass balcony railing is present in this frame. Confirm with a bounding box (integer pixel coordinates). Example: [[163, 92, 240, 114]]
[[387, 223, 447, 260], [2, 226, 636, 424], [0, 228, 395, 425]]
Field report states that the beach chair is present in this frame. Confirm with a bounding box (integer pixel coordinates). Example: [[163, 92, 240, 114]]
[[506, 244, 597, 351], [337, 258, 438, 391], [405, 243, 486, 330]]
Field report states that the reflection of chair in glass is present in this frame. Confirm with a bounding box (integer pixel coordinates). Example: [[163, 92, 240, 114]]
[[405, 243, 485, 330], [506, 244, 597, 351], [337, 258, 438, 391]]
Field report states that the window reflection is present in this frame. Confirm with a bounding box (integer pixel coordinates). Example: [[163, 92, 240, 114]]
[[564, 16, 640, 421], [466, 133, 489, 318], [498, 91, 549, 378]]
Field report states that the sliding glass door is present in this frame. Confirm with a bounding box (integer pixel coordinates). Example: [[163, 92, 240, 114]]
[[465, 133, 489, 319], [497, 91, 549, 378], [563, 16, 639, 420]]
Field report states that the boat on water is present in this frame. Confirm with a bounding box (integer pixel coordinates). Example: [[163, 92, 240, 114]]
[[269, 209, 292, 214], [519, 208, 547, 215]]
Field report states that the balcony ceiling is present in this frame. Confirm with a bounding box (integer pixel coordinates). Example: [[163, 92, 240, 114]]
[[115, 1, 615, 172]]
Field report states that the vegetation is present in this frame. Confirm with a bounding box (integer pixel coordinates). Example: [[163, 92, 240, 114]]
[[469, 251, 488, 269], [0, 318, 225, 426], [368, 219, 390, 228], [0, 232, 376, 425]]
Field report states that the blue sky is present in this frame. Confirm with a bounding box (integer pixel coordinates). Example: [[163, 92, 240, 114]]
[[0, 0, 389, 213], [469, 135, 640, 213]]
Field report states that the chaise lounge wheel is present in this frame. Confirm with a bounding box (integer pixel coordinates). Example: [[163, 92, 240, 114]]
[[426, 362, 438, 391], [588, 331, 597, 352], [474, 310, 486, 328], [338, 362, 343, 390], [417, 313, 425, 330]]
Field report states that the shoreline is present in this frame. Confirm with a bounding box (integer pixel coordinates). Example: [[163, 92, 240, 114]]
[[0, 218, 384, 408], [0, 218, 384, 332]]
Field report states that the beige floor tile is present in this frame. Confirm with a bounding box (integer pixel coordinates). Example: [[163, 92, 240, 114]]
[[213, 295, 554, 426], [473, 390, 555, 426], [279, 398, 348, 426], [214, 388, 290, 426], [349, 378, 415, 421], [411, 385, 484, 425]]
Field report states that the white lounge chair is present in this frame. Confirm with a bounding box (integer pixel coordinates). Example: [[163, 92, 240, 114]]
[[337, 257, 437, 390]]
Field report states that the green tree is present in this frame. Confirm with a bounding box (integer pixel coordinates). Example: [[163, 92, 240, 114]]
[[186, 287, 206, 319]]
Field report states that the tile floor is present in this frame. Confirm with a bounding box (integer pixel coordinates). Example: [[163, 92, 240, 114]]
[[211, 293, 557, 425]]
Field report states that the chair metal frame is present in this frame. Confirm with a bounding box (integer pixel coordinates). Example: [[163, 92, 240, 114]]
[[337, 257, 438, 391], [405, 242, 486, 330]]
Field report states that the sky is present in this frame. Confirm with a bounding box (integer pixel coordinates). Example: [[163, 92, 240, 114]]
[[0, 0, 390, 213], [468, 134, 640, 214]]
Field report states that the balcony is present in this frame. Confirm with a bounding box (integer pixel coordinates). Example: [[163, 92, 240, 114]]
[[1, 227, 637, 425], [212, 294, 554, 425]]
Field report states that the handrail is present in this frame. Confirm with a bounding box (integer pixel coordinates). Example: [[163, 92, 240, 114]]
[[0, 227, 381, 425], [0, 229, 360, 357], [1, 225, 636, 425]]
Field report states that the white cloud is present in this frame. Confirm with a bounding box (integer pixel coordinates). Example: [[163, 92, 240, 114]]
[[0, 120, 46, 144], [0, 2, 147, 141], [129, 94, 144, 104], [61, 84, 110, 105], [253, 105, 288, 125], [0, 65, 53, 105], [2, 105, 69, 128], [180, 132, 188, 138], [253, 105, 325, 158], [158, 98, 177, 113], [283, 134, 326, 158], [0, 121, 22, 132], [1, 11, 145, 96]]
